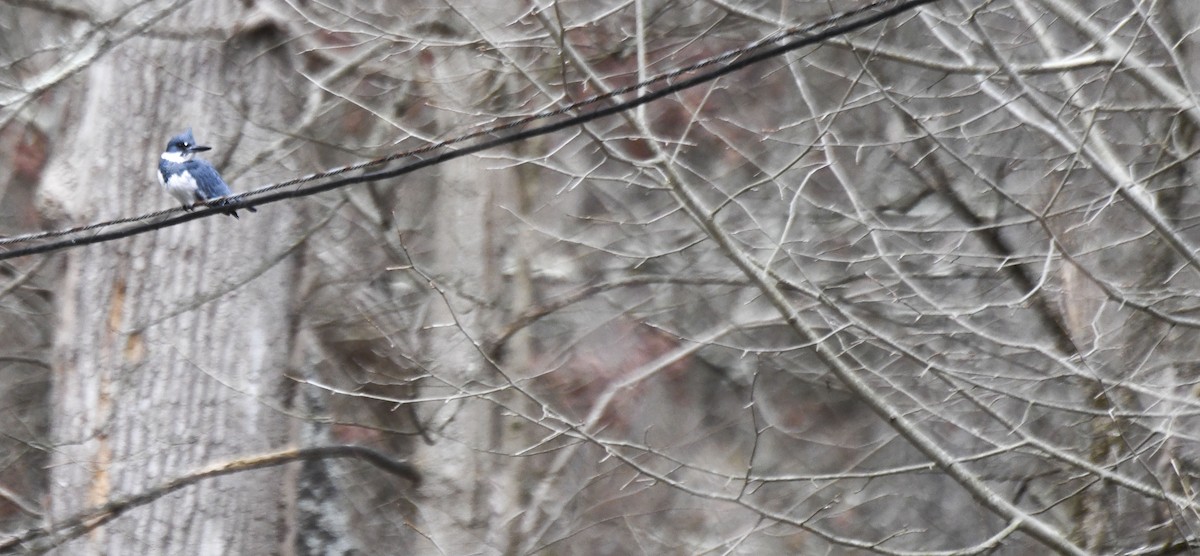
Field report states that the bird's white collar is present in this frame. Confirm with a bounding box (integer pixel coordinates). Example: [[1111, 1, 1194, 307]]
[[161, 151, 191, 163]]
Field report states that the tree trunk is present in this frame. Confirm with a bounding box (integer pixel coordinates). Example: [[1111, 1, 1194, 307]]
[[409, 41, 515, 549], [43, 1, 300, 553]]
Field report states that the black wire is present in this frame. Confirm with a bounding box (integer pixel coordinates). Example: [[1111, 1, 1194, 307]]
[[0, 0, 924, 249], [0, 0, 938, 261]]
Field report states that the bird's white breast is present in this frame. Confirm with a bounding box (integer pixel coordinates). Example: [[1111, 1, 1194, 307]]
[[161, 169, 200, 205]]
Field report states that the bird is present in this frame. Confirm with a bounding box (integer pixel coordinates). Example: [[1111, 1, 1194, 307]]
[[157, 128, 256, 218]]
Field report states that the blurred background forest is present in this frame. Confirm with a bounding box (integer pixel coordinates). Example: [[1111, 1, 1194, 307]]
[[2, 0, 1200, 554]]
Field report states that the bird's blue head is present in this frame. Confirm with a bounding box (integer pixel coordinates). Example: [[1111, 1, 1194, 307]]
[[161, 128, 212, 163]]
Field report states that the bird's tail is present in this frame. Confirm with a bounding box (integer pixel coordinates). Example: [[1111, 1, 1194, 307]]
[[212, 198, 256, 218]]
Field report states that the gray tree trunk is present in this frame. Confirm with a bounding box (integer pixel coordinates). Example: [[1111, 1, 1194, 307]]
[[410, 41, 515, 550], [42, 1, 300, 553]]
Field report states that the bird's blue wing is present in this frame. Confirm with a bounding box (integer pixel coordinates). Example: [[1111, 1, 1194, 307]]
[[184, 160, 233, 201]]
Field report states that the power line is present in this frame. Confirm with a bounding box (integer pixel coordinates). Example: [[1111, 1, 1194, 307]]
[[0, 0, 938, 261]]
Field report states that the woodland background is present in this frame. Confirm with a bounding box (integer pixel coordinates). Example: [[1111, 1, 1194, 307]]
[[2, 0, 1200, 554]]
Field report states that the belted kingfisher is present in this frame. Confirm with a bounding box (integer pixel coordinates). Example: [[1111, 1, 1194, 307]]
[[158, 128, 256, 218]]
